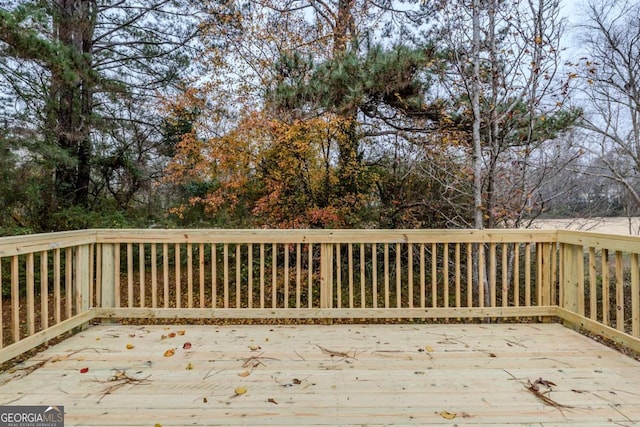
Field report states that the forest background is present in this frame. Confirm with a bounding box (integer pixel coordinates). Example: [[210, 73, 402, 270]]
[[0, 0, 639, 235]]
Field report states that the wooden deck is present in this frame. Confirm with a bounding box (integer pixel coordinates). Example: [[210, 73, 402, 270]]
[[0, 323, 639, 426]]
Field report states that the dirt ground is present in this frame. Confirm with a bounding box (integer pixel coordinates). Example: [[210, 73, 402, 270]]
[[530, 216, 640, 235]]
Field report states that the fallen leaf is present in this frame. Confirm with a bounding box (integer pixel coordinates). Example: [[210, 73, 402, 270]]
[[177, 330, 186, 336], [164, 348, 175, 357], [186, 363, 194, 370], [155, 424, 162, 427], [77, 356, 85, 361], [80, 367, 89, 374], [238, 371, 251, 377], [489, 353, 497, 358], [95, 337, 101, 341], [292, 378, 302, 385], [168, 332, 176, 338], [249, 345, 261, 351], [203, 397, 208, 403], [439, 411, 456, 419], [267, 398, 278, 404], [183, 342, 192, 350], [126, 343, 135, 350], [160, 334, 168, 340], [425, 345, 434, 352], [234, 386, 247, 396]]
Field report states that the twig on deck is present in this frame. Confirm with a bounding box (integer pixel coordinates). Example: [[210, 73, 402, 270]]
[[316, 345, 358, 359], [95, 369, 151, 403]]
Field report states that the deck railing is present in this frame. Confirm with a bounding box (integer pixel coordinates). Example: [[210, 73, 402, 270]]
[[1, 228, 639, 363]]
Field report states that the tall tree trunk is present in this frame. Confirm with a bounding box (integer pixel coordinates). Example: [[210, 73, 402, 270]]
[[52, 0, 95, 210], [471, 0, 489, 307]]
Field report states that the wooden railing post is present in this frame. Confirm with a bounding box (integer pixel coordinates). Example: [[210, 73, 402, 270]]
[[320, 243, 334, 309], [100, 244, 116, 309], [539, 242, 553, 307], [75, 245, 91, 314], [561, 243, 581, 315]]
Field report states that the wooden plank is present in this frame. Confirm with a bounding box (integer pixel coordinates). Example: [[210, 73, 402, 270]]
[[408, 243, 414, 308], [602, 248, 610, 326], [211, 244, 217, 309], [40, 251, 48, 329], [151, 243, 157, 308], [524, 242, 531, 306], [588, 247, 597, 320], [199, 243, 205, 309], [236, 244, 242, 309], [100, 244, 115, 309], [5, 321, 640, 426], [11, 255, 19, 342], [615, 251, 624, 332], [163, 243, 169, 308], [513, 243, 519, 307], [632, 253, 639, 338], [260, 243, 265, 309], [501, 243, 508, 307], [65, 247, 73, 318], [577, 244, 585, 316], [26, 252, 35, 336], [0, 311, 95, 364], [372, 244, 377, 309], [139, 243, 145, 308], [272, 243, 278, 309], [187, 243, 193, 308], [126, 243, 133, 308], [466, 242, 472, 308], [175, 244, 182, 308], [558, 307, 640, 354], [443, 243, 449, 309], [0, 230, 96, 257], [223, 244, 229, 309], [420, 243, 425, 308], [384, 243, 389, 308], [76, 244, 90, 314], [284, 243, 290, 308], [489, 243, 496, 307], [431, 243, 437, 308], [93, 306, 558, 320], [557, 230, 640, 253], [248, 244, 254, 309], [348, 243, 354, 309], [395, 243, 401, 308], [296, 243, 301, 309], [360, 244, 366, 308], [93, 228, 559, 245]]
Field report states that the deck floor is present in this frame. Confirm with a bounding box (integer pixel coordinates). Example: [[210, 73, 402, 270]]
[[0, 323, 639, 426]]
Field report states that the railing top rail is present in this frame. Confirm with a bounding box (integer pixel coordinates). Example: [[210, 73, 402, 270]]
[[92, 228, 559, 244], [556, 229, 640, 252], [0, 230, 96, 257]]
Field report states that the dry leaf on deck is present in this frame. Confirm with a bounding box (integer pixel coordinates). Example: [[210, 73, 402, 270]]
[[238, 371, 251, 377], [168, 332, 176, 338], [80, 367, 89, 374], [183, 342, 192, 350], [186, 363, 194, 370], [267, 398, 278, 404], [234, 386, 247, 396], [177, 330, 186, 336], [249, 345, 261, 351], [439, 411, 456, 419], [164, 348, 175, 357], [126, 343, 135, 350], [425, 345, 434, 352]]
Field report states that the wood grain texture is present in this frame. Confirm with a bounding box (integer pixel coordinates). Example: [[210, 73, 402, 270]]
[[1, 323, 639, 426]]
